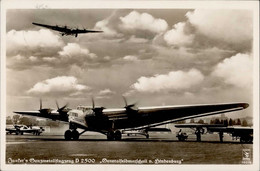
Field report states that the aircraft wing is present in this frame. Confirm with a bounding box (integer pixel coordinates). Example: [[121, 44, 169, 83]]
[[13, 110, 68, 122], [175, 124, 226, 128], [107, 102, 249, 130], [32, 22, 68, 32], [73, 29, 103, 33]]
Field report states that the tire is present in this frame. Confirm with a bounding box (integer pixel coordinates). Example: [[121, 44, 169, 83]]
[[65, 130, 72, 140], [114, 130, 122, 141], [107, 131, 115, 141], [72, 130, 79, 140]]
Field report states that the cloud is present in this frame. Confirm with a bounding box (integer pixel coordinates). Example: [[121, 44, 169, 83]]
[[95, 19, 118, 36], [96, 88, 116, 99], [128, 35, 149, 43], [7, 29, 64, 56], [120, 11, 168, 34], [186, 9, 252, 48], [27, 76, 89, 96], [131, 69, 204, 93], [212, 53, 253, 88], [58, 43, 96, 59], [98, 89, 115, 96], [164, 22, 194, 46], [123, 55, 139, 62], [7, 42, 100, 70]]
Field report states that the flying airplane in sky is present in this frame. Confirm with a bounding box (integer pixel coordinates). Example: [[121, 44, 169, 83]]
[[32, 22, 103, 37], [14, 98, 249, 141]]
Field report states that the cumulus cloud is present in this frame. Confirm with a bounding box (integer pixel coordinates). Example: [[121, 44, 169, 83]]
[[212, 53, 253, 88], [7, 29, 64, 56], [58, 43, 96, 59], [95, 19, 118, 36], [186, 9, 252, 46], [123, 55, 139, 62], [131, 69, 204, 93], [164, 22, 194, 46], [120, 11, 168, 34], [27, 76, 89, 96], [96, 88, 116, 99], [98, 89, 115, 96], [128, 35, 149, 43]]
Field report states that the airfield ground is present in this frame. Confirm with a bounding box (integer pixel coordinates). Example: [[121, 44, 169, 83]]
[[6, 132, 253, 164]]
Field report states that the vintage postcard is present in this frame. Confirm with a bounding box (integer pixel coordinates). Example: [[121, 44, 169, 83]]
[[1, 1, 259, 171]]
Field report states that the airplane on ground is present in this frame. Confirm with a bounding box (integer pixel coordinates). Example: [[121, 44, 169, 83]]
[[14, 98, 249, 141], [6, 125, 45, 135], [175, 123, 253, 143], [32, 22, 103, 37]]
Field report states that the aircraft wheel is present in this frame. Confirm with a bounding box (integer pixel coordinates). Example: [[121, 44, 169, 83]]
[[65, 130, 72, 140], [114, 130, 122, 141], [16, 130, 19, 135], [20, 132, 23, 135], [107, 131, 115, 141], [146, 134, 149, 139], [177, 137, 182, 141], [72, 130, 79, 140], [240, 137, 246, 143]]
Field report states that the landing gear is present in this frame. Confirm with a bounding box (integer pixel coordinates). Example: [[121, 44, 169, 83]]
[[219, 131, 224, 142], [65, 130, 72, 140], [15, 130, 20, 135], [72, 130, 79, 140], [114, 130, 122, 140], [107, 130, 122, 141], [107, 131, 115, 141], [64, 130, 80, 140], [195, 128, 202, 142], [240, 136, 253, 143]]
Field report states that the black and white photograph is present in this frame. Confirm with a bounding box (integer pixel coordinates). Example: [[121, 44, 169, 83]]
[[1, 1, 259, 171]]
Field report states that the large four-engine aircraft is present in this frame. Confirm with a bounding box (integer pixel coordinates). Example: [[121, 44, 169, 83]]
[[14, 98, 249, 141], [32, 22, 103, 37]]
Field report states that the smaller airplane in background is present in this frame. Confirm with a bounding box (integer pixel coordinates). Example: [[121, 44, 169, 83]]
[[175, 124, 253, 143], [32, 22, 103, 37], [6, 125, 45, 136]]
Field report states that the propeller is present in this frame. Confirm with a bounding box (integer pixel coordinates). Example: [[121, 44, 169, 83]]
[[91, 97, 104, 115], [55, 100, 70, 121], [91, 96, 95, 109], [38, 99, 52, 115], [56, 100, 69, 113], [122, 96, 138, 111], [40, 98, 42, 110]]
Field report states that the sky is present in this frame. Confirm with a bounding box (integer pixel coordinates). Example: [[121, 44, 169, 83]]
[[5, 8, 254, 118]]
